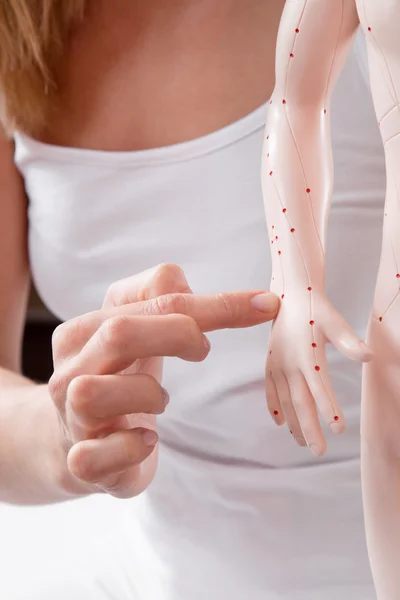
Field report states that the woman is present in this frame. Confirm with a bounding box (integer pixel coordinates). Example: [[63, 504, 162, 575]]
[[0, 1, 385, 598]]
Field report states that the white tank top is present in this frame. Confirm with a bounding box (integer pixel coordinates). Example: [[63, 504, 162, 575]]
[[13, 35, 385, 599]]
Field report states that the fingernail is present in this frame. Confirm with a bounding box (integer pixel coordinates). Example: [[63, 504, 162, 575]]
[[203, 335, 211, 351], [162, 387, 170, 407], [272, 416, 284, 426], [251, 292, 279, 313], [310, 444, 323, 457], [142, 430, 158, 447], [330, 421, 343, 434]]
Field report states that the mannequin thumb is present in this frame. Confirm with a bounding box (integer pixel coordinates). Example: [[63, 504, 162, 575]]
[[324, 315, 374, 363]]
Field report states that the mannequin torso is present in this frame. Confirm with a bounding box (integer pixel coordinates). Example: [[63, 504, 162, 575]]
[[265, 1, 400, 597]]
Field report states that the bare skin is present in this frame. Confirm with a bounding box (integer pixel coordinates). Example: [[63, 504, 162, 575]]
[[0, 0, 284, 504], [42, 0, 285, 149]]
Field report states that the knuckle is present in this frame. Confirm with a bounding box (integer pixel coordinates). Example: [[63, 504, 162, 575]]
[[104, 264, 187, 308], [51, 318, 86, 358], [154, 263, 187, 288], [104, 281, 118, 306], [48, 372, 60, 399], [69, 444, 97, 482], [51, 322, 70, 356], [99, 315, 130, 350], [48, 371, 70, 411], [144, 293, 188, 316], [157, 262, 183, 276], [51, 322, 67, 345], [215, 292, 237, 320], [67, 375, 97, 417], [156, 293, 187, 315], [104, 280, 129, 307]]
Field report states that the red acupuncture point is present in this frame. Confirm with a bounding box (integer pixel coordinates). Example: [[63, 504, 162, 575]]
[[273, 410, 279, 416], [272, 225, 274, 229], [290, 228, 295, 232], [269, 171, 273, 176], [290, 53, 294, 58], [315, 366, 320, 371], [334, 416, 339, 421], [278, 250, 282, 255], [275, 235, 278, 240], [368, 27, 371, 31], [379, 316, 383, 322], [308, 287, 312, 291], [306, 188, 311, 193], [309, 320, 315, 325], [312, 342, 317, 348], [295, 28, 300, 33], [282, 208, 287, 213], [324, 109, 327, 114], [282, 99, 287, 104], [396, 274, 400, 278], [281, 294, 285, 299]]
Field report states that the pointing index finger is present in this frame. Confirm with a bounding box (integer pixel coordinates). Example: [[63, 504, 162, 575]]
[[134, 290, 280, 332]]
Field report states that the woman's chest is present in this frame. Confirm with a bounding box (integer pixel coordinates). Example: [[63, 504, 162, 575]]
[[39, 0, 283, 152]]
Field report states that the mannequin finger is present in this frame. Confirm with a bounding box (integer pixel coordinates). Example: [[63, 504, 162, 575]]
[[266, 366, 285, 426], [288, 374, 327, 457], [305, 362, 345, 434], [273, 371, 306, 446]]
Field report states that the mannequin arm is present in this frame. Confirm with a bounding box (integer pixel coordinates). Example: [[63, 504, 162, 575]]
[[265, 0, 359, 287], [262, 0, 372, 455]]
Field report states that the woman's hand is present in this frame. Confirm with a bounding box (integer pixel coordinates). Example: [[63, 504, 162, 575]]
[[266, 290, 373, 457], [48, 263, 279, 499]]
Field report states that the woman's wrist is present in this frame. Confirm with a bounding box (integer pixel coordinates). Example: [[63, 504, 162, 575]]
[[0, 373, 95, 503]]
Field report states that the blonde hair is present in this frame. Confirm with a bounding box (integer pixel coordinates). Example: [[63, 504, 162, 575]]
[[0, 0, 85, 135]]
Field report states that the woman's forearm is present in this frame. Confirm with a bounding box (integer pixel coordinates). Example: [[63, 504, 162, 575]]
[[0, 367, 92, 504]]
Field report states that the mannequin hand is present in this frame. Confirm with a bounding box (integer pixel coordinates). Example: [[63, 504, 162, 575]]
[[265, 289, 373, 456]]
